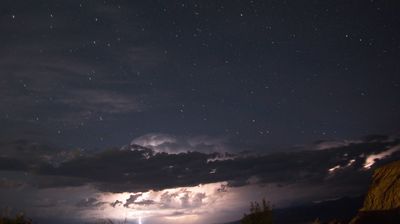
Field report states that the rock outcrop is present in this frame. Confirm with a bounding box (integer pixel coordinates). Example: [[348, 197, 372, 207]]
[[350, 160, 400, 224]]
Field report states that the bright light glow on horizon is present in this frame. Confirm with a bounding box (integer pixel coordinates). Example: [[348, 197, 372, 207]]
[[76, 180, 335, 224], [80, 182, 230, 224]]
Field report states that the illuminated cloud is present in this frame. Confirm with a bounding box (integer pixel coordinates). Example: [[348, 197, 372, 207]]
[[328, 159, 356, 174], [131, 133, 177, 152], [363, 144, 400, 169], [83, 182, 232, 224], [1, 178, 366, 224], [314, 139, 362, 150], [328, 165, 341, 174], [79, 179, 370, 224], [130, 133, 230, 154]]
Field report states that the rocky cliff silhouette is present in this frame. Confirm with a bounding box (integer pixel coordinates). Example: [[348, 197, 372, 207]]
[[350, 160, 400, 224]]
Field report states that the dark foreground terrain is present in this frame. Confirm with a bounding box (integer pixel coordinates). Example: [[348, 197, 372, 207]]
[[225, 196, 363, 224], [230, 160, 400, 224]]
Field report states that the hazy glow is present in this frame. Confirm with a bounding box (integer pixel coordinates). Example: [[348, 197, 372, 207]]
[[364, 145, 400, 169], [164, 214, 199, 223]]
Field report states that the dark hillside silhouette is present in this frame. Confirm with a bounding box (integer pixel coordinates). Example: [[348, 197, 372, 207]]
[[241, 199, 273, 224]]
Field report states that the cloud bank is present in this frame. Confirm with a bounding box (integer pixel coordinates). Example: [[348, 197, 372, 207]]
[[1, 134, 400, 224], [0, 134, 399, 194]]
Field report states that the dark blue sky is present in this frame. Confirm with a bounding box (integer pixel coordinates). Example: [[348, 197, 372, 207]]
[[1, 0, 400, 150]]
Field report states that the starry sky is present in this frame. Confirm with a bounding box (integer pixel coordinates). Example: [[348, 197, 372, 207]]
[[1, 1, 400, 224], [1, 0, 399, 150]]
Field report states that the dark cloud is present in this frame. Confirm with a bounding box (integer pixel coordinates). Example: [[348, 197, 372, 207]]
[[134, 199, 156, 206], [1, 135, 399, 194], [76, 197, 106, 208], [110, 200, 123, 208], [0, 139, 84, 168], [30, 175, 89, 189], [123, 193, 143, 208], [0, 157, 27, 171], [0, 177, 26, 188]]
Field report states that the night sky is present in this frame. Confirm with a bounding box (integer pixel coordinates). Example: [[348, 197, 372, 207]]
[[1, 1, 400, 224]]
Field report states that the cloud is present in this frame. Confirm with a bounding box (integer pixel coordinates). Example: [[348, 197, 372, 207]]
[[123, 193, 143, 207], [110, 200, 123, 208], [312, 139, 362, 150], [60, 89, 145, 114], [134, 199, 156, 206], [0, 139, 83, 168], [0, 157, 27, 171], [76, 197, 107, 208], [130, 133, 230, 154], [80, 182, 232, 224], [1, 135, 400, 196], [107, 182, 226, 211], [131, 133, 177, 151], [0, 179, 233, 224], [1, 135, 400, 224], [0, 177, 26, 189], [363, 144, 400, 169]]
